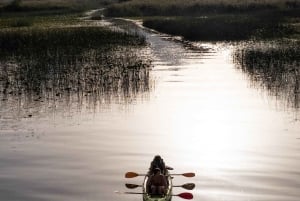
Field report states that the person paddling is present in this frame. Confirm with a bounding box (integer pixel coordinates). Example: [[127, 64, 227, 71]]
[[149, 155, 167, 175], [148, 168, 167, 196]]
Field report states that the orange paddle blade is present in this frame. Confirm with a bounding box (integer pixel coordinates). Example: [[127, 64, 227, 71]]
[[125, 172, 139, 178], [182, 172, 195, 177]]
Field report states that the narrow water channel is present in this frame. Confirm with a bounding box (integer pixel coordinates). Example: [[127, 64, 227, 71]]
[[0, 19, 299, 201]]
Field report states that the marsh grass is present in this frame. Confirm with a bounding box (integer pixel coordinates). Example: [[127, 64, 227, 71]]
[[105, 0, 299, 41], [0, 46, 151, 95], [0, 26, 151, 108], [0, 0, 118, 14], [0, 3, 84, 29], [1, 0, 90, 13], [0, 2, 81, 15], [0, 26, 145, 52], [105, 0, 300, 17], [143, 13, 295, 41], [0, 46, 152, 117], [7, 18, 33, 27], [0, 0, 151, 116], [234, 41, 300, 108]]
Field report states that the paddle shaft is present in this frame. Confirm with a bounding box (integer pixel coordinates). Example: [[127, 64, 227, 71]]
[[127, 183, 195, 190], [125, 172, 195, 178], [115, 191, 193, 199]]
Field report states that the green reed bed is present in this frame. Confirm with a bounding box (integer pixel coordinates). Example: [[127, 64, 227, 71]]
[[234, 41, 300, 73], [0, 3, 83, 17], [0, 26, 151, 102], [0, 0, 118, 15], [0, 46, 151, 116], [105, 0, 300, 17], [0, 26, 146, 52], [0, 0, 94, 13], [234, 41, 300, 108], [0, 9, 83, 28], [143, 14, 295, 41], [0, 46, 151, 96], [0, 0, 151, 112], [104, 0, 299, 41]]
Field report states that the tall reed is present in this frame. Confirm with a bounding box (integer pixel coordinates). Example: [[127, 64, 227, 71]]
[[234, 41, 300, 108], [105, 0, 300, 17], [0, 26, 146, 52], [143, 14, 294, 41]]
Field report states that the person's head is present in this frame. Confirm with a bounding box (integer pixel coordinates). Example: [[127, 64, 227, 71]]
[[154, 167, 161, 174], [153, 155, 162, 162]]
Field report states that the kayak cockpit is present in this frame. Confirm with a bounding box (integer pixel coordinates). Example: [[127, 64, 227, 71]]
[[143, 174, 172, 201]]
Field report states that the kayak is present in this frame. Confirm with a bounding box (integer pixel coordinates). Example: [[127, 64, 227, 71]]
[[142, 172, 173, 201], [122, 156, 194, 200]]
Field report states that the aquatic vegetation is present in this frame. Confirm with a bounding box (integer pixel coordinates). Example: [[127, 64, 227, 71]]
[[0, 0, 112, 13], [0, 49, 152, 117], [142, 14, 295, 41], [0, 0, 151, 118], [0, 26, 152, 115], [105, 0, 299, 41], [0, 26, 146, 52], [105, 0, 300, 17], [0, 46, 151, 97], [0, 1, 81, 15], [7, 18, 33, 27], [234, 41, 300, 108], [0, 9, 83, 28]]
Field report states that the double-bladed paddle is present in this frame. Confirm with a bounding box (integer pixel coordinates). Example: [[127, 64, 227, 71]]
[[125, 172, 195, 178], [115, 191, 193, 200], [125, 183, 195, 190]]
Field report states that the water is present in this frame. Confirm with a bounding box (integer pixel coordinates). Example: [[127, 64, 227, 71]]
[[0, 19, 300, 201]]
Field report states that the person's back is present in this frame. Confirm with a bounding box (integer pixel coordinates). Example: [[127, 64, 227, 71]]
[[150, 172, 166, 186], [149, 168, 167, 196]]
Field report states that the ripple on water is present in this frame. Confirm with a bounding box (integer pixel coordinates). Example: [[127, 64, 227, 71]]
[[0, 18, 299, 201]]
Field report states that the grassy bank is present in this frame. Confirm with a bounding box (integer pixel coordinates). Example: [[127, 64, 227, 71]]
[[105, 0, 300, 17], [0, 0, 82, 15], [0, 26, 150, 99], [0, 0, 151, 101], [0, 0, 118, 13], [0, 0, 86, 29], [0, 26, 145, 52], [105, 0, 300, 41], [143, 13, 295, 41], [0, 13, 82, 28]]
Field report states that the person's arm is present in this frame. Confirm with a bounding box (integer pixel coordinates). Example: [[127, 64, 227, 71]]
[[161, 175, 167, 187]]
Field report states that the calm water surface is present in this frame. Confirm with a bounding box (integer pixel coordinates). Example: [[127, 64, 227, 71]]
[[0, 20, 300, 201]]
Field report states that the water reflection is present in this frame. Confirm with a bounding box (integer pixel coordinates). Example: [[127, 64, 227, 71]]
[[1, 18, 300, 201], [0, 44, 152, 120], [234, 41, 300, 110]]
